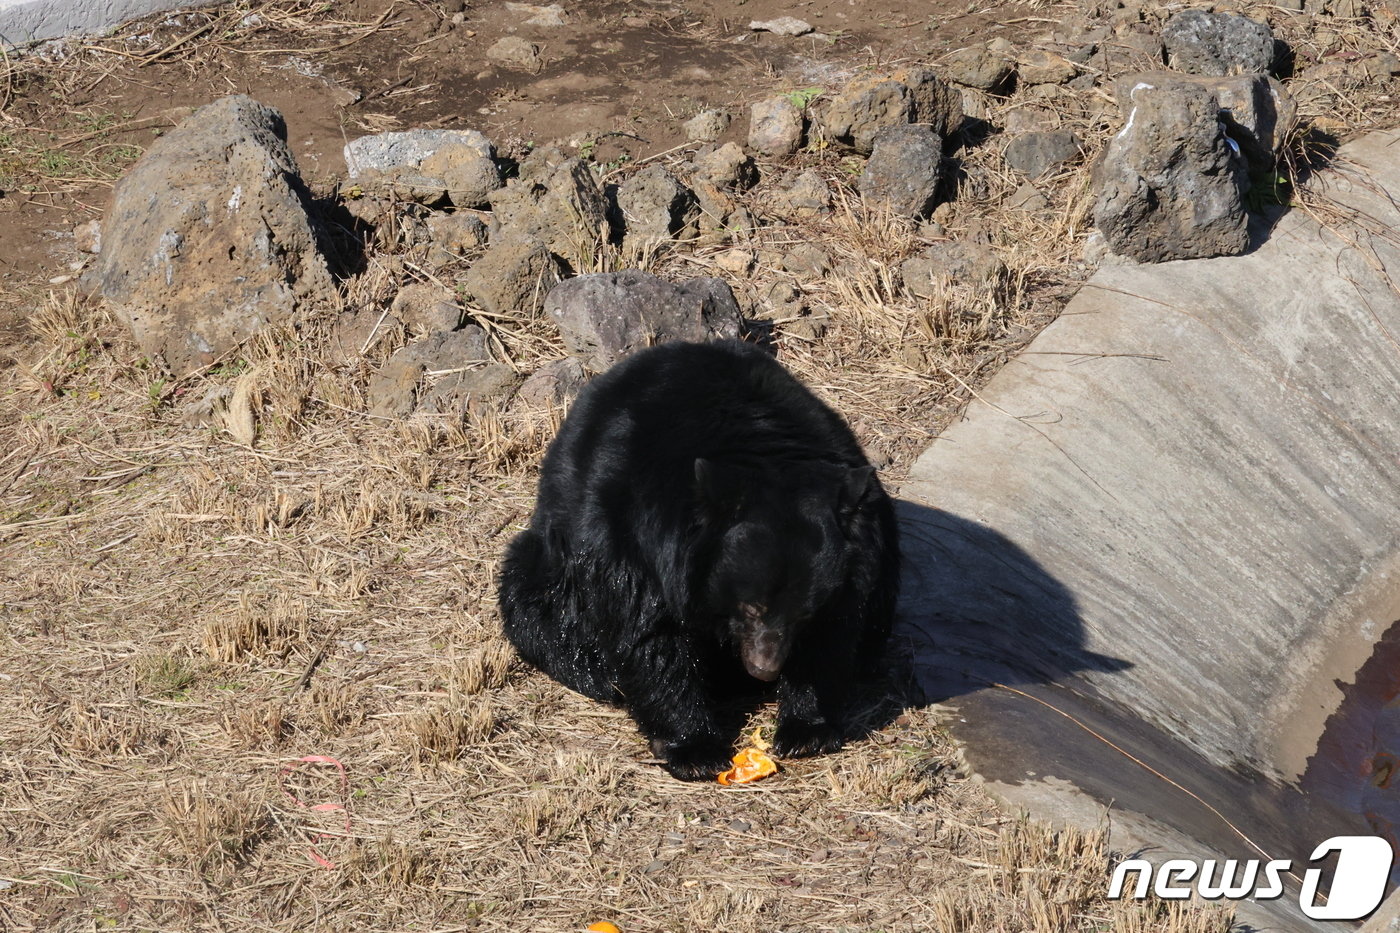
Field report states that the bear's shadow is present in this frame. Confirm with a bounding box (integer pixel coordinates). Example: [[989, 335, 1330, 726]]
[[840, 498, 1133, 746]]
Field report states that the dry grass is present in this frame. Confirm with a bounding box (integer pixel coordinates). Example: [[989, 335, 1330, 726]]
[[0, 225, 1231, 933], [10, 0, 1400, 929]]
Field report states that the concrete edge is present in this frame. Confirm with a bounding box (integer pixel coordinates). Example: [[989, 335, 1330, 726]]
[[0, 0, 224, 48]]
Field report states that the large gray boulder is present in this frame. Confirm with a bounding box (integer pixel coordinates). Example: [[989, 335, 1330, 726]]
[[1162, 10, 1275, 76], [544, 271, 743, 372], [1093, 77, 1249, 262], [487, 150, 609, 270], [941, 39, 1017, 91], [818, 67, 961, 154], [83, 95, 334, 376], [1113, 72, 1296, 172], [616, 165, 696, 250], [859, 125, 943, 217], [344, 129, 501, 208]]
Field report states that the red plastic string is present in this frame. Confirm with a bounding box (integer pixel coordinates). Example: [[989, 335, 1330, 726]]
[[278, 755, 351, 869]]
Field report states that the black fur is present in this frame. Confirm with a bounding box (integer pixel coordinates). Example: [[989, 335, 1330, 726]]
[[498, 340, 899, 781]]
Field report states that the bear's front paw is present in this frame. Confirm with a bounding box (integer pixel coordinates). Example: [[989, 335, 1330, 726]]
[[656, 738, 734, 782], [773, 718, 844, 758]]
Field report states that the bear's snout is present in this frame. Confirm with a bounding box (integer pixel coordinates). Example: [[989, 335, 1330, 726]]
[[736, 603, 789, 682]]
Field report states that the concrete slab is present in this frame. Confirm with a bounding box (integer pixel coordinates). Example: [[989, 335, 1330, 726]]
[[0, 0, 221, 47], [896, 127, 1400, 930]]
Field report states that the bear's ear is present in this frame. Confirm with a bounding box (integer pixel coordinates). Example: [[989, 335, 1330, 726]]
[[695, 458, 745, 513], [841, 465, 878, 512]]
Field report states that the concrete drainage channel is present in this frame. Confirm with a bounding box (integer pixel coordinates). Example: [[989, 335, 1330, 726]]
[[895, 125, 1400, 931], [0, 0, 217, 45]]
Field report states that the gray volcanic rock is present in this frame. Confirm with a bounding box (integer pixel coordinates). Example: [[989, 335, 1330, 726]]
[[1093, 78, 1249, 262], [1162, 10, 1275, 76], [84, 95, 334, 376], [544, 270, 743, 372], [860, 125, 944, 217]]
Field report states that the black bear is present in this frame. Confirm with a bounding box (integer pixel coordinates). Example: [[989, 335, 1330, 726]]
[[498, 340, 899, 780]]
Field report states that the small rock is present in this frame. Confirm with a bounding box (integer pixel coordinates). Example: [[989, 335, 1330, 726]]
[[516, 357, 588, 405], [749, 16, 813, 36], [73, 219, 101, 254], [1018, 50, 1078, 85], [784, 317, 822, 340], [692, 142, 758, 190], [328, 85, 362, 108], [368, 352, 425, 418], [462, 234, 561, 316], [689, 180, 748, 243], [942, 42, 1016, 91], [768, 170, 831, 218], [1361, 51, 1400, 78], [419, 363, 519, 414], [487, 36, 542, 71], [344, 129, 501, 208], [748, 96, 805, 157], [504, 2, 569, 26], [545, 270, 743, 372], [1003, 105, 1059, 135], [421, 149, 503, 209], [763, 280, 803, 316], [344, 128, 492, 176], [916, 240, 1003, 284], [683, 109, 731, 143], [1004, 130, 1082, 177], [618, 164, 697, 250], [781, 243, 830, 279], [711, 248, 754, 275], [1093, 78, 1249, 262], [391, 282, 462, 334], [1005, 182, 1049, 211], [426, 212, 489, 256], [1065, 42, 1098, 65], [859, 125, 943, 217], [1162, 10, 1275, 76], [1114, 27, 1165, 64], [900, 241, 1004, 297], [368, 327, 494, 417], [328, 306, 391, 359]]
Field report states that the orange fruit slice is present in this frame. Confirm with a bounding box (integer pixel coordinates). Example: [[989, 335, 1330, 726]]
[[716, 747, 779, 785]]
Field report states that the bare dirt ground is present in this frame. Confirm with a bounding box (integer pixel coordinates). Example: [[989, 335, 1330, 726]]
[[2, 0, 1398, 930]]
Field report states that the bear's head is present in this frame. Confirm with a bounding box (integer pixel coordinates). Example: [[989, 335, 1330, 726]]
[[694, 458, 877, 682]]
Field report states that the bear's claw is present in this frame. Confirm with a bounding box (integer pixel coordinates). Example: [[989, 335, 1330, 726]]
[[773, 719, 844, 758]]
